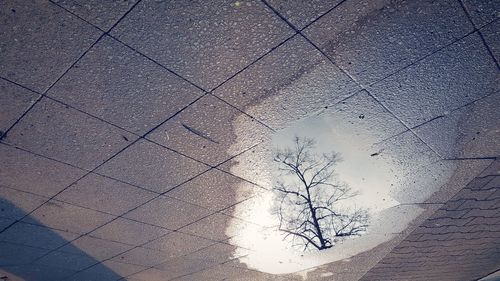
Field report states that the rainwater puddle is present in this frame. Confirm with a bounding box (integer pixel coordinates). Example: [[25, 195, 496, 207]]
[[225, 90, 457, 276]]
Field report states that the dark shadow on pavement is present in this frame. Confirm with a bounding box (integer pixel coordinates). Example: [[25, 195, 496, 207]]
[[0, 197, 123, 281]]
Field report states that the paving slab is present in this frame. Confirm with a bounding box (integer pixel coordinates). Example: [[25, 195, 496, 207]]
[[147, 94, 271, 167], [213, 35, 322, 110], [52, 0, 139, 31], [265, 0, 344, 30], [304, 0, 474, 85], [415, 92, 500, 159], [0, 186, 47, 220], [3, 98, 136, 170], [174, 263, 254, 281], [143, 231, 215, 260], [0, 79, 39, 135], [0, 0, 102, 92], [462, 0, 500, 27], [0, 218, 14, 231], [47, 35, 204, 135], [0, 143, 87, 197], [0, 264, 76, 281], [111, 0, 294, 90], [23, 199, 115, 234], [0, 222, 79, 250], [368, 33, 499, 128], [0, 241, 50, 266], [59, 234, 133, 261], [425, 159, 493, 204], [167, 168, 262, 211], [123, 195, 211, 230], [152, 243, 237, 280], [89, 217, 169, 246], [480, 19, 500, 64], [179, 212, 243, 241], [96, 139, 209, 193], [212, 35, 361, 130], [72, 260, 146, 281], [244, 58, 361, 131], [55, 173, 157, 216], [128, 267, 177, 281], [221, 191, 277, 227], [34, 250, 99, 271], [110, 246, 171, 267]]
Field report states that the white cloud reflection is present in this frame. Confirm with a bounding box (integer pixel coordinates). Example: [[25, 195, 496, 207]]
[[227, 110, 451, 275]]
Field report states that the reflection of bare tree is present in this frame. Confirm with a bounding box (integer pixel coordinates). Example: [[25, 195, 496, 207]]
[[273, 136, 369, 251]]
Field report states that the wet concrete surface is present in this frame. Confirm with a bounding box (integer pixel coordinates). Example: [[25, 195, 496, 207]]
[[0, 0, 499, 280]]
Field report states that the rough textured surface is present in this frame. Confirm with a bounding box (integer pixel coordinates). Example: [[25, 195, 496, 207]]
[[51, 0, 139, 31], [462, 0, 500, 27], [179, 213, 239, 241], [0, 186, 47, 220], [0, 222, 79, 250], [123, 196, 212, 230], [54, 173, 157, 216], [22, 200, 115, 234], [167, 169, 262, 211], [111, 0, 294, 90], [265, 0, 344, 29], [58, 235, 133, 261], [148, 243, 240, 280], [359, 166, 500, 281], [89, 217, 169, 247], [368, 33, 499, 128], [213, 35, 361, 129], [0, 0, 102, 92], [243, 58, 361, 130], [0, 144, 87, 197], [147, 94, 271, 166], [303, 0, 474, 85], [110, 246, 172, 267], [415, 92, 500, 159], [142, 231, 215, 260], [213, 35, 322, 110], [46, 36, 204, 135], [95, 140, 209, 193], [70, 260, 146, 281], [0, 0, 498, 280], [480, 19, 500, 64], [3, 98, 136, 170], [0, 79, 40, 135]]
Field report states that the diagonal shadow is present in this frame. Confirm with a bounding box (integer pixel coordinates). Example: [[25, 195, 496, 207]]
[[0, 197, 123, 281]]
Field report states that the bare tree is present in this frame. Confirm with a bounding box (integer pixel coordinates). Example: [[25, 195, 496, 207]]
[[273, 136, 369, 251]]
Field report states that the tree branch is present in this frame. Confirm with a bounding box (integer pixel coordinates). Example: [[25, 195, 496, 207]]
[[273, 136, 369, 251], [279, 228, 321, 250]]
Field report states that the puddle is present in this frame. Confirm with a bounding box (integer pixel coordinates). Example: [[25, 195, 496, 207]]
[[220, 47, 497, 277], [271, 113, 399, 213], [224, 85, 458, 275]]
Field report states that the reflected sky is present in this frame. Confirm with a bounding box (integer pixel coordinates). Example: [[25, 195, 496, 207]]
[[227, 109, 453, 275], [272, 112, 399, 212]]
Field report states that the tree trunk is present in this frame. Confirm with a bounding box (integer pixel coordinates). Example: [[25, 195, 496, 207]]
[[305, 185, 329, 250]]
